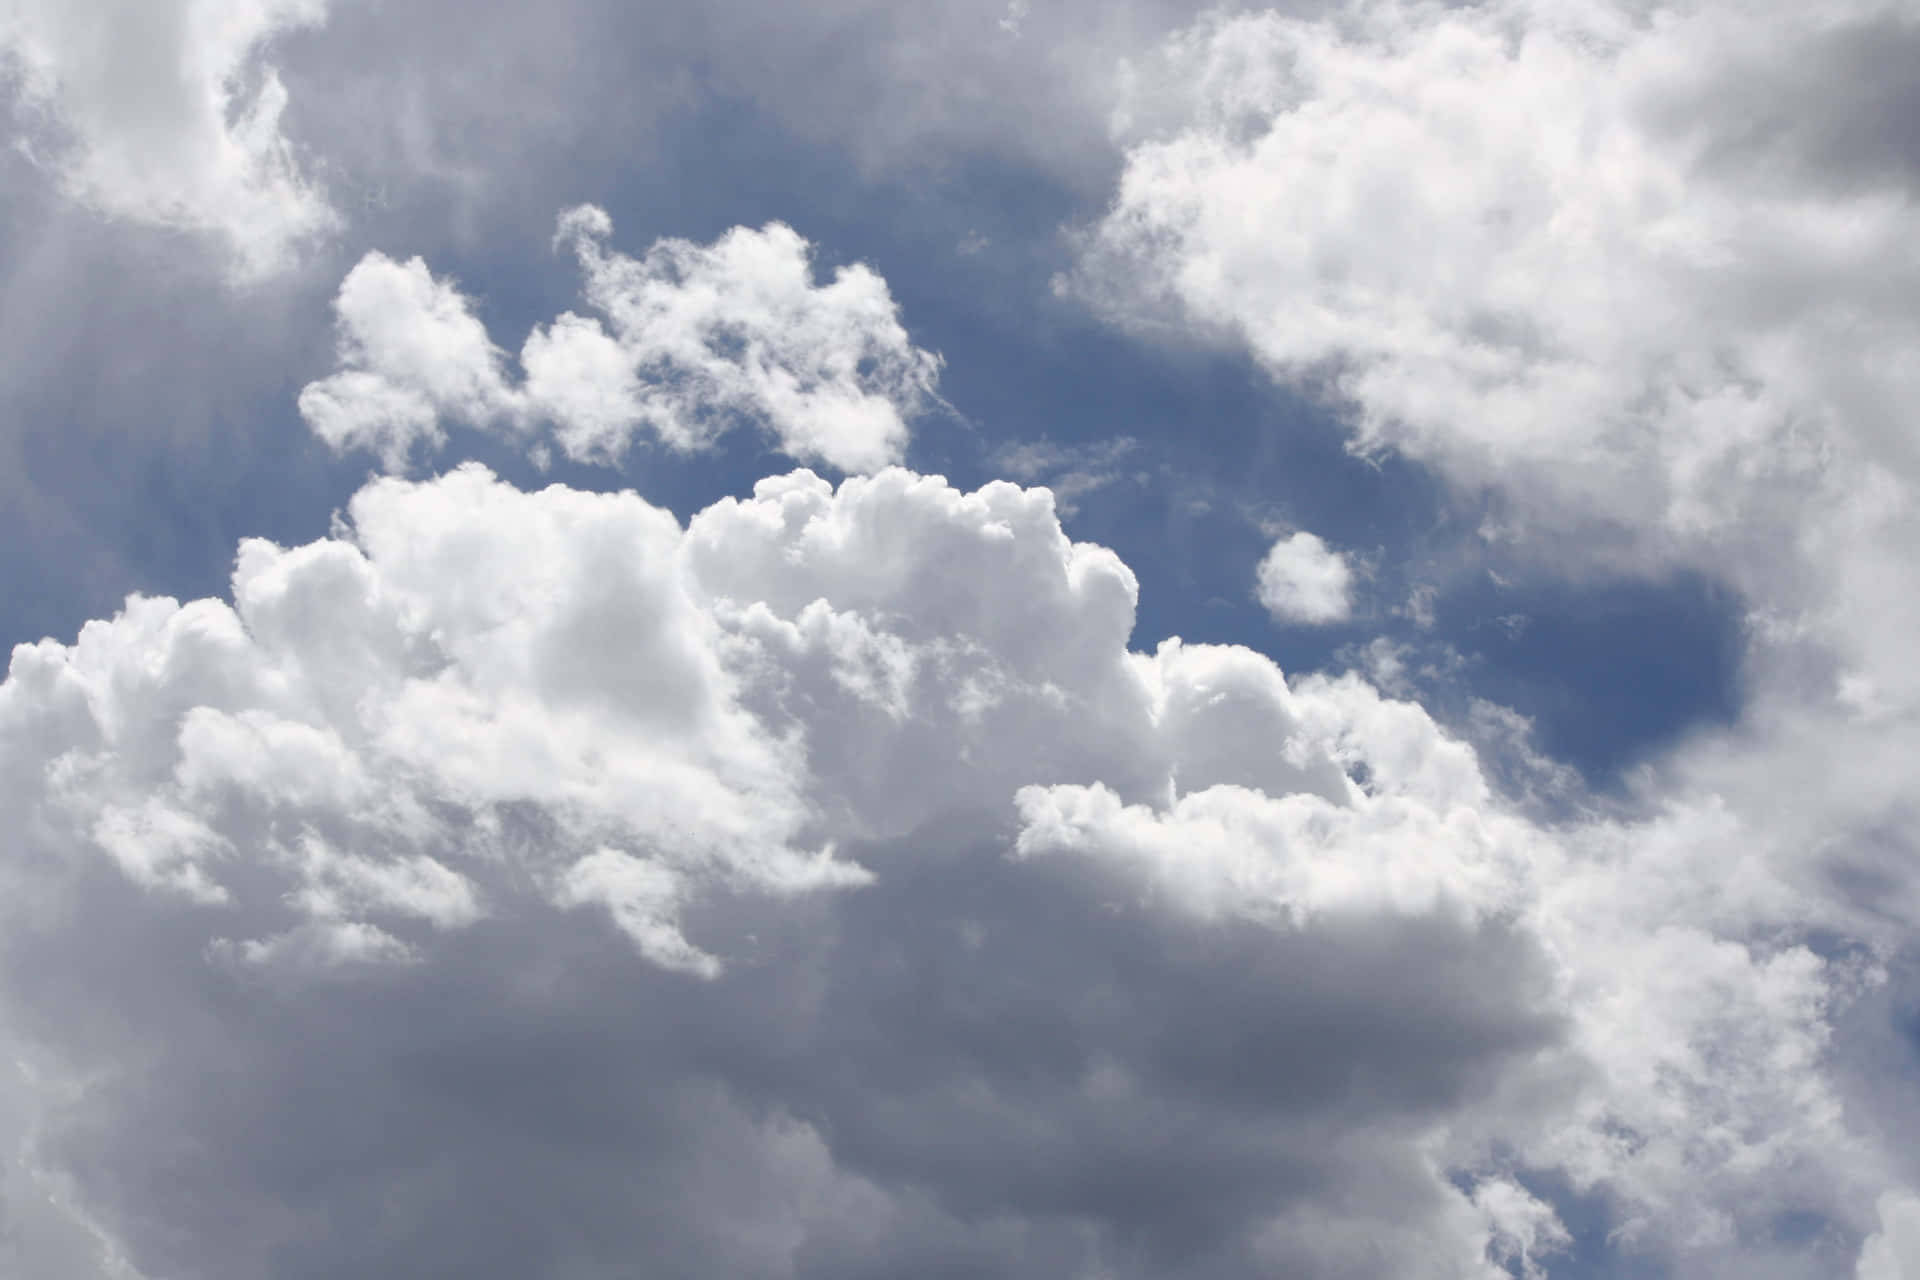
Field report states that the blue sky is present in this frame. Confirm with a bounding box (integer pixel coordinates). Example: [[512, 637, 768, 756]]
[[1, 2, 1917, 1277]]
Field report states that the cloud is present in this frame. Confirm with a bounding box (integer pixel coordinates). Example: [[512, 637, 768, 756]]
[[299, 205, 942, 473], [1076, 0, 1920, 864], [4, 464, 854, 979], [990, 435, 1141, 516], [296, 251, 516, 466], [0, 459, 1901, 1276], [1078, 1, 1920, 592], [0, 0, 337, 277], [1859, 1194, 1920, 1280], [1256, 530, 1353, 625], [265, 0, 1202, 253], [1075, 11, 1920, 1266], [2, 0, 1914, 1272]]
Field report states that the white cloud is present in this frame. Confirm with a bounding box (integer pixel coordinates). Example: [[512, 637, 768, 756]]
[[5, 464, 859, 982], [1475, 1178, 1571, 1280], [1078, 0, 1920, 643], [297, 252, 517, 467], [0, 0, 337, 277], [1077, 0, 1920, 912], [1860, 1193, 1920, 1280], [0, 460, 1902, 1276], [1076, 6, 1920, 1268], [299, 205, 942, 473], [1256, 530, 1354, 625]]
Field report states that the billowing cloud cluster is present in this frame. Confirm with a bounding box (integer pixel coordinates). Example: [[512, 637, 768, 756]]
[[1075, 1, 1920, 1271], [1084, 0, 1920, 688], [0, 460, 1891, 1278], [6, 0, 1919, 1275], [300, 206, 942, 473], [0, 0, 337, 277]]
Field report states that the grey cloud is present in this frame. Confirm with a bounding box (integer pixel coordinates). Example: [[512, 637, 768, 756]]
[[1, 459, 1882, 1278], [276, 0, 1226, 229], [1655, 11, 1920, 198], [0, 821, 1562, 1280]]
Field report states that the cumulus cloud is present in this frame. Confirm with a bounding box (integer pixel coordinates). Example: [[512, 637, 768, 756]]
[[1, 0, 1914, 1274], [1256, 530, 1354, 625], [1078, 0, 1920, 692], [0, 0, 337, 277], [299, 205, 942, 473], [4, 465, 852, 977], [1073, 5, 1920, 1268], [296, 251, 517, 466], [0, 461, 1898, 1277], [1077, 0, 1920, 916]]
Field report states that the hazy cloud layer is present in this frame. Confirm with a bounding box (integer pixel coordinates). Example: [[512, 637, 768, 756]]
[[0, 0, 337, 277]]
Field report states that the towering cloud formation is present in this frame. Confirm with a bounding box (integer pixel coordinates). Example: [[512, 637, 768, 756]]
[[0, 460, 1888, 1278], [300, 207, 943, 473], [4, 1, 1917, 1275]]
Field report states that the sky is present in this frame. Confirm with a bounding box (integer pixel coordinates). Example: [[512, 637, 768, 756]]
[[1, 0, 1918, 1276]]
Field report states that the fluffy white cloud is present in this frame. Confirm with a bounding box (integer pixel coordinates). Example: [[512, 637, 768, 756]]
[[297, 251, 517, 466], [1256, 530, 1354, 625], [0, 0, 337, 277], [3, 465, 853, 977], [0, 460, 1898, 1277], [1084, 1, 1920, 551], [1078, 0, 1920, 899], [1074, 5, 1920, 1268], [536, 205, 942, 470], [1078, 0, 1920, 715], [299, 205, 942, 473]]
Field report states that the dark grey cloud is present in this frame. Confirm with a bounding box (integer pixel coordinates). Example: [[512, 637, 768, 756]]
[[0, 824, 1562, 1279]]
